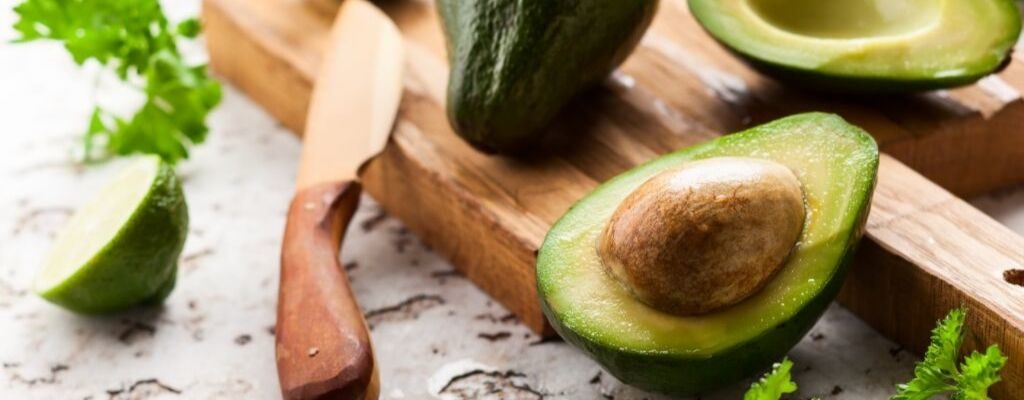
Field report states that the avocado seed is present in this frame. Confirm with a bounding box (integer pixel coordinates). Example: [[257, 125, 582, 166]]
[[598, 157, 805, 316]]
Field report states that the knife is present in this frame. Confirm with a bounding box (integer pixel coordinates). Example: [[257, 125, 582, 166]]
[[275, 1, 404, 399]]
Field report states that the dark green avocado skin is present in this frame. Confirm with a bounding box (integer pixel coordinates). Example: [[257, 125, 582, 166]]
[[437, 0, 658, 154]]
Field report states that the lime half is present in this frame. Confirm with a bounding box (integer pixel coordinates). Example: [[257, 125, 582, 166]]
[[35, 156, 188, 313]]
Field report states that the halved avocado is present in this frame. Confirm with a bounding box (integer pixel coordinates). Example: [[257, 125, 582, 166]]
[[437, 0, 659, 153], [537, 113, 879, 395], [689, 0, 1021, 92]]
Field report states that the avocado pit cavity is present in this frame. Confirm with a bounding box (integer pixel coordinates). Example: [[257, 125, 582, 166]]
[[598, 157, 805, 316], [748, 0, 940, 40]]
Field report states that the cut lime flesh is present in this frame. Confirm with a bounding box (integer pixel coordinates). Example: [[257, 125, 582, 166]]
[[36, 159, 158, 289]]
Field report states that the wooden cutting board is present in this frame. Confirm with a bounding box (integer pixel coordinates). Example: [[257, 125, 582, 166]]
[[202, 0, 1024, 396]]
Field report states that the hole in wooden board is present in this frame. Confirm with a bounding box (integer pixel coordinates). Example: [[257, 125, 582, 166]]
[[1005, 269, 1024, 287]]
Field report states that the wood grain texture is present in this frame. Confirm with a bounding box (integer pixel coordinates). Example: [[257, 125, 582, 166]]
[[204, 0, 1024, 396], [842, 156, 1024, 398], [278, 182, 378, 400]]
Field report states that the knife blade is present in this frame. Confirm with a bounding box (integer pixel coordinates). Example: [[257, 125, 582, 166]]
[[296, 0, 404, 189], [276, 1, 404, 399]]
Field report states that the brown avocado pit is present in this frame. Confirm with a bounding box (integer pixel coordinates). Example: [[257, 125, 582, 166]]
[[597, 156, 806, 316]]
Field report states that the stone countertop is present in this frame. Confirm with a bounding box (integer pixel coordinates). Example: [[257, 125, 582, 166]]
[[2, 1, 1024, 399]]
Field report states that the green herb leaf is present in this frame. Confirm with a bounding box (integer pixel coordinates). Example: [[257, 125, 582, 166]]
[[954, 346, 1006, 400], [744, 358, 798, 400], [892, 308, 1008, 400], [177, 18, 202, 39], [13, 0, 220, 163]]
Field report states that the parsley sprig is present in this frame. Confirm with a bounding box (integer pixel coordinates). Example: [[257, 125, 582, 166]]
[[13, 0, 221, 163], [892, 308, 1007, 400], [741, 308, 1007, 400], [744, 358, 798, 400]]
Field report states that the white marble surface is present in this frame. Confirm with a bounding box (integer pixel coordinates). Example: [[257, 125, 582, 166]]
[[2, 1, 1024, 399]]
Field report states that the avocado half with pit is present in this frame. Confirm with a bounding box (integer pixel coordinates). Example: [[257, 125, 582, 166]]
[[689, 0, 1021, 92], [537, 113, 879, 395]]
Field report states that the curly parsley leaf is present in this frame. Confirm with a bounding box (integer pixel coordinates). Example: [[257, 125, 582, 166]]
[[892, 308, 1007, 400], [176, 18, 202, 39], [744, 358, 798, 400], [13, 0, 221, 163], [954, 346, 1007, 400]]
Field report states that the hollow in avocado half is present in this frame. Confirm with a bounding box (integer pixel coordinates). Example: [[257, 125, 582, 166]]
[[689, 0, 1021, 92], [537, 113, 879, 395]]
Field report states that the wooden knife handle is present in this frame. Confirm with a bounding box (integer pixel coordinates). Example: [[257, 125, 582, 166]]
[[277, 181, 378, 400]]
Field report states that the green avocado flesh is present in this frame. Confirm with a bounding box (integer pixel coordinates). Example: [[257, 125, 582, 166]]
[[437, 0, 658, 153], [689, 0, 1021, 92], [537, 113, 879, 395]]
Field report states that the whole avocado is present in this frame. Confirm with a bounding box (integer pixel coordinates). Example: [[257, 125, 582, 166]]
[[437, 0, 659, 154]]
